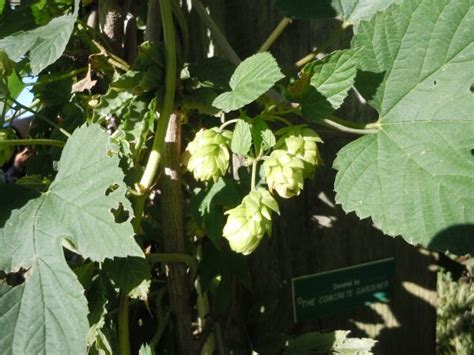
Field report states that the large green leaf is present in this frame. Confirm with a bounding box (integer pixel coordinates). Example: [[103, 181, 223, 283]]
[[334, 0, 474, 254], [213, 52, 284, 112], [0, 0, 79, 74], [0, 124, 143, 354]]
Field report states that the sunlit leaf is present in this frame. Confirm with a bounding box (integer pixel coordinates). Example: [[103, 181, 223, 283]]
[[0, 124, 143, 354], [334, 0, 474, 254]]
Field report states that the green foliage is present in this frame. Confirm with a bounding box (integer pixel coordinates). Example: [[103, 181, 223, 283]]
[[0, 0, 79, 74], [0, 0, 472, 353], [333, 0, 474, 254], [0, 125, 143, 354], [213, 52, 284, 112]]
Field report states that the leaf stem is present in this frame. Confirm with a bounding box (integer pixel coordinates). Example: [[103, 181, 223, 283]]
[[118, 292, 131, 355], [251, 159, 258, 191], [258, 17, 292, 53], [1, 139, 65, 147], [317, 116, 380, 135], [139, 0, 177, 191], [260, 113, 293, 126], [7, 97, 71, 138], [218, 118, 240, 132], [294, 24, 349, 68]]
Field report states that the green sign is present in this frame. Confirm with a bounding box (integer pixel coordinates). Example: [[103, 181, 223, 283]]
[[292, 258, 395, 322]]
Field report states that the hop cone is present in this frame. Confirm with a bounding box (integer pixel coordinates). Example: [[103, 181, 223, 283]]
[[0, 128, 15, 166], [184, 128, 231, 182], [223, 188, 279, 255], [277, 126, 322, 178], [263, 149, 305, 198]]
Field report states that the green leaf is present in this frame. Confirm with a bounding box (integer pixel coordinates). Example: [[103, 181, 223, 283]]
[[0, 0, 79, 74], [231, 119, 252, 156], [305, 49, 358, 110], [334, 0, 474, 254], [104, 256, 150, 296], [213, 52, 284, 112], [0, 1, 5, 16], [0, 124, 143, 354], [252, 117, 276, 152]]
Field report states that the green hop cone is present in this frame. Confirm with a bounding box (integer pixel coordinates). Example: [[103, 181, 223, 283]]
[[184, 128, 232, 182], [263, 149, 305, 198], [0, 129, 15, 166], [223, 188, 279, 255], [276, 126, 323, 178]]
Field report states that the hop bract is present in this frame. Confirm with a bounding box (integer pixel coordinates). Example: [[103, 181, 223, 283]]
[[263, 149, 305, 198], [277, 126, 322, 178], [184, 128, 231, 182], [0, 128, 15, 166], [223, 188, 279, 255]]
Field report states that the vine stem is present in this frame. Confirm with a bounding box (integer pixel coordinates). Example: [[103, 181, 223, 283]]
[[260, 113, 293, 126], [1, 139, 65, 147], [123, 0, 176, 353], [250, 159, 258, 191], [218, 118, 240, 131], [118, 292, 130, 355], [7, 97, 71, 138], [139, 0, 177, 191], [317, 116, 380, 135], [258, 17, 292, 53], [294, 24, 349, 68]]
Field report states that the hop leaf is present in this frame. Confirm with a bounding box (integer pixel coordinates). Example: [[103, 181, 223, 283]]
[[276, 126, 323, 178], [184, 128, 232, 182], [0, 128, 16, 166], [223, 188, 279, 255], [263, 149, 305, 198]]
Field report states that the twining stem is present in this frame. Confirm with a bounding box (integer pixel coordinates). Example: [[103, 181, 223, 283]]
[[1, 139, 65, 147], [318, 116, 380, 135], [7, 98, 71, 138], [124, 0, 177, 353], [118, 292, 130, 355], [260, 113, 293, 126], [139, 0, 177, 191], [218, 118, 240, 131], [258, 17, 292, 53], [295, 24, 349, 68]]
